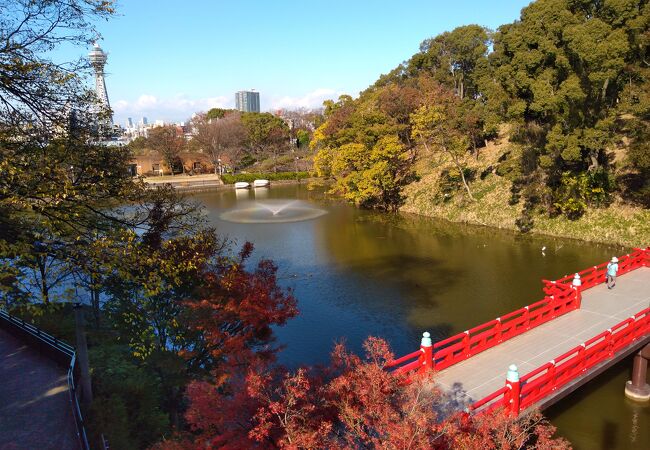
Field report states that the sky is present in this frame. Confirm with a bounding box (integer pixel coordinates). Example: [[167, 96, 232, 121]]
[[76, 0, 534, 124]]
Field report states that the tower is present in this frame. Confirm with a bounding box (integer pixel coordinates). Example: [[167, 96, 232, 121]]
[[88, 42, 113, 126]]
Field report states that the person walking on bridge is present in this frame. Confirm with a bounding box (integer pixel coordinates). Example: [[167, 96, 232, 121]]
[[606, 256, 619, 289]]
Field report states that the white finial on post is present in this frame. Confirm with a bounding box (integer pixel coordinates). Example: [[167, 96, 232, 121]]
[[572, 273, 582, 287], [419, 332, 433, 373], [505, 364, 521, 416], [506, 364, 519, 382]]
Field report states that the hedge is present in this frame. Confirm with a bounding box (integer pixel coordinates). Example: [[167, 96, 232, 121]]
[[221, 172, 311, 184]]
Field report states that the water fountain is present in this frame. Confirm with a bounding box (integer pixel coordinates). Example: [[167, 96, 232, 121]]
[[220, 199, 327, 224]]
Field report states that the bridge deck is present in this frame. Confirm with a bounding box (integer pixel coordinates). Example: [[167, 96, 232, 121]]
[[0, 327, 78, 450], [435, 267, 650, 408]]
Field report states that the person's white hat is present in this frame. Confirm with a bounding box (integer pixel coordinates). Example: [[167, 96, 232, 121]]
[[611, 256, 618, 263]]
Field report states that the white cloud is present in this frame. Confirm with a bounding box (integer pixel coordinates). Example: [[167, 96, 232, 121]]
[[112, 94, 231, 124], [112, 88, 345, 125], [268, 88, 343, 110]]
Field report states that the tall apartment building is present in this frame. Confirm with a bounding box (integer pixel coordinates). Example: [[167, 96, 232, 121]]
[[235, 90, 260, 113]]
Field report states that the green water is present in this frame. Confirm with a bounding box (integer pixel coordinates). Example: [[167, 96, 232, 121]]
[[192, 183, 648, 450]]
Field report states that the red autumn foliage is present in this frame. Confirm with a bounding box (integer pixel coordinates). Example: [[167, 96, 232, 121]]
[[156, 336, 570, 450], [181, 241, 298, 372]]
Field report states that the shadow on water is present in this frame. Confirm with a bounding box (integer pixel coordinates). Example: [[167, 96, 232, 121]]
[[545, 355, 650, 450], [602, 421, 619, 450]]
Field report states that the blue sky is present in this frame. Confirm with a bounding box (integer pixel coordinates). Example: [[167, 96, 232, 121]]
[[82, 0, 533, 124]]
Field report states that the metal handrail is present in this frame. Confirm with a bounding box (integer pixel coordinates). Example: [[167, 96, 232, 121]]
[[0, 309, 91, 450]]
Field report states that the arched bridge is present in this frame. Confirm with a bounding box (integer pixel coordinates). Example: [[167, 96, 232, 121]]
[[387, 247, 650, 415]]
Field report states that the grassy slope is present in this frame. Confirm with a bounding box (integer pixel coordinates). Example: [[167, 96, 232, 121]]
[[401, 129, 650, 248]]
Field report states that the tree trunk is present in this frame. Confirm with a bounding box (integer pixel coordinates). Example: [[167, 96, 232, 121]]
[[38, 257, 49, 304], [74, 304, 93, 409], [601, 77, 609, 100], [448, 149, 475, 201], [588, 150, 600, 172], [91, 282, 101, 328], [458, 165, 475, 201]]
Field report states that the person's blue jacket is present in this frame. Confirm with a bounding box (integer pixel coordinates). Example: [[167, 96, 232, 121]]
[[607, 262, 619, 276]]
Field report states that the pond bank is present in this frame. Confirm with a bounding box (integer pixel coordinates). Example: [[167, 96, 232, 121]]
[[401, 172, 649, 249]]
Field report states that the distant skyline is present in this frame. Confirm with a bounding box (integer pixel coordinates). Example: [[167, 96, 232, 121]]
[[69, 1, 533, 124]]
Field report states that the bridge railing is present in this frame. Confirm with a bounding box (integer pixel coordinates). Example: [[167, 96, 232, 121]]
[[0, 309, 90, 450], [469, 306, 649, 415], [387, 249, 649, 375], [554, 248, 648, 290]]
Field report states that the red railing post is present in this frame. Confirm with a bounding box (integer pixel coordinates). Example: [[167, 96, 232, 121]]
[[495, 318, 502, 343], [550, 295, 556, 318], [607, 329, 614, 357], [419, 332, 433, 373], [524, 306, 530, 330], [505, 364, 521, 416], [578, 344, 586, 372], [548, 360, 556, 388]]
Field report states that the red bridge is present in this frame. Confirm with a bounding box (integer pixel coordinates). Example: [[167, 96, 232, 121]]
[[387, 248, 650, 415]]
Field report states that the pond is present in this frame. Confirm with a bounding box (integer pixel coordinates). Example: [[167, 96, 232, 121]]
[[192, 183, 648, 450]]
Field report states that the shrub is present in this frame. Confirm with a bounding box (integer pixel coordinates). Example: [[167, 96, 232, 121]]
[[552, 170, 613, 219], [221, 172, 311, 184]]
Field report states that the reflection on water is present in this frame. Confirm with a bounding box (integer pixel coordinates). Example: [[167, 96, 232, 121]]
[[191, 184, 646, 450]]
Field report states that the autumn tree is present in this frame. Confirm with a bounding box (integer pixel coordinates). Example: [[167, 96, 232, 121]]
[[326, 135, 416, 211], [147, 125, 187, 175], [159, 337, 570, 449], [411, 85, 476, 200], [192, 112, 246, 173]]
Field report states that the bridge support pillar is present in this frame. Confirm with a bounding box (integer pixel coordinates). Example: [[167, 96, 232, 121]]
[[625, 344, 650, 402]]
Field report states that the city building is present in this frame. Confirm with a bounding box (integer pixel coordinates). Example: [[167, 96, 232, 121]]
[[235, 90, 260, 113]]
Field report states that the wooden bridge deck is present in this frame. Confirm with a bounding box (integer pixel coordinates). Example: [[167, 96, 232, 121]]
[[435, 267, 650, 409]]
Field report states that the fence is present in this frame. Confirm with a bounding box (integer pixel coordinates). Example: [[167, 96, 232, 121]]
[[0, 309, 90, 450]]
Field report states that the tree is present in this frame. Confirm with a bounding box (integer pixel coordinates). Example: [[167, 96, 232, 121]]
[[0, 0, 115, 130], [487, 0, 648, 215], [241, 112, 290, 166], [191, 113, 245, 173], [159, 337, 570, 449], [329, 135, 416, 211], [148, 125, 187, 175], [127, 136, 148, 153], [415, 25, 491, 100], [411, 85, 476, 200], [206, 108, 235, 120]]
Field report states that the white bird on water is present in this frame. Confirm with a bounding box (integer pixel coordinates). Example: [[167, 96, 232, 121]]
[[541, 246, 546, 256]]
